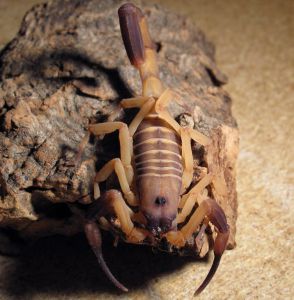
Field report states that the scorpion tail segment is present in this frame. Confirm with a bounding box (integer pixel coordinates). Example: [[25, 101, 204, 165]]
[[119, 3, 163, 97], [84, 221, 128, 292], [118, 3, 145, 67], [194, 199, 230, 296]]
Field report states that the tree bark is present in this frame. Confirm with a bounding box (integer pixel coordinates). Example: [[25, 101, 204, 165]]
[[0, 0, 238, 251]]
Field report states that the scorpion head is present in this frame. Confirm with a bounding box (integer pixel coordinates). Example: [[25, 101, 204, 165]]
[[144, 206, 174, 236], [138, 177, 181, 236]]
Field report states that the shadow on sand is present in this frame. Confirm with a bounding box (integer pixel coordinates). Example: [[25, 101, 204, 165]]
[[4, 233, 205, 298]]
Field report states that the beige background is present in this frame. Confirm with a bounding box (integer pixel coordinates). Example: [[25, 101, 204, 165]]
[[0, 0, 293, 299]]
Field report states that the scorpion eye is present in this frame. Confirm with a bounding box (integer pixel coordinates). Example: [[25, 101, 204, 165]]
[[154, 196, 166, 206]]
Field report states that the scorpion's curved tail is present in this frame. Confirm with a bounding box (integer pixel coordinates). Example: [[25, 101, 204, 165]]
[[118, 3, 163, 97]]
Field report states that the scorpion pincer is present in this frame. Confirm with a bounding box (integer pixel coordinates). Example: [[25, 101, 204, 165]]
[[83, 2, 230, 296]]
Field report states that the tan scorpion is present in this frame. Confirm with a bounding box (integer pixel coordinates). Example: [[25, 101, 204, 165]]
[[83, 3, 230, 296]]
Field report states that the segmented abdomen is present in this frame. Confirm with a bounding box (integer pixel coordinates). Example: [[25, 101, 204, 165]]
[[133, 114, 183, 183]]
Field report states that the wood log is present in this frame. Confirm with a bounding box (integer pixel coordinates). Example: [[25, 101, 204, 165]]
[[0, 0, 238, 252]]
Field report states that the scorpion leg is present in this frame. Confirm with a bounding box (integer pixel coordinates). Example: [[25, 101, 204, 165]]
[[155, 89, 210, 146], [180, 127, 194, 192], [187, 127, 211, 146], [123, 97, 155, 136], [89, 122, 134, 186], [155, 91, 210, 193], [94, 158, 137, 206], [121, 96, 150, 108], [155, 89, 181, 133], [178, 173, 213, 222], [100, 190, 149, 243]]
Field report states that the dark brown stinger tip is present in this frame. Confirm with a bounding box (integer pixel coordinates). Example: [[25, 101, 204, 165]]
[[118, 3, 145, 67]]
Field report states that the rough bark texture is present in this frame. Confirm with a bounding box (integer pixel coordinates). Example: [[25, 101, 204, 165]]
[[0, 0, 238, 250]]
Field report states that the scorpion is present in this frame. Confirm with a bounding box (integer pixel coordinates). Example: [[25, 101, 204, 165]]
[[83, 3, 230, 296]]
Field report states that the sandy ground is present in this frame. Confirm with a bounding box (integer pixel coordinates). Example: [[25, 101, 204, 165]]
[[0, 0, 293, 299]]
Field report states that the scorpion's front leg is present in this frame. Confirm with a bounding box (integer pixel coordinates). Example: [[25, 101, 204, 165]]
[[177, 173, 213, 223], [88, 122, 136, 203], [166, 198, 229, 296], [93, 158, 136, 206], [89, 190, 148, 242], [84, 190, 150, 292]]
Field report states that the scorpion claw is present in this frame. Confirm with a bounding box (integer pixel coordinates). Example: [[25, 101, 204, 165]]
[[194, 199, 230, 296], [84, 221, 128, 292], [194, 254, 221, 296]]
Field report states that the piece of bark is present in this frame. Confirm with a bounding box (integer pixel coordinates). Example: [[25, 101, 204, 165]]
[[0, 0, 238, 250]]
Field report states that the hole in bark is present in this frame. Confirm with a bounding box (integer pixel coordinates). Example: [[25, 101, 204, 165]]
[[155, 41, 162, 53], [205, 67, 222, 87], [31, 194, 72, 220], [0, 107, 8, 131], [0, 180, 7, 198]]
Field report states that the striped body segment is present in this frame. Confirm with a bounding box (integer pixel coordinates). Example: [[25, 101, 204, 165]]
[[133, 112, 183, 231]]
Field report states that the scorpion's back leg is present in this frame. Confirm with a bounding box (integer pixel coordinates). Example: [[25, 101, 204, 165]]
[[180, 127, 194, 192], [121, 96, 155, 136], [152, 91, 202, 193], [154, 90, 211, 195], [90, 95, 156, 204], [154, 89, 211, 146], [155, 89, 182, 133], [89, 122, 133, 181]]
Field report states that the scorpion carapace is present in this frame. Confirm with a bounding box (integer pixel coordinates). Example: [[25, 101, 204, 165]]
[[83, 2, 230, 296]]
